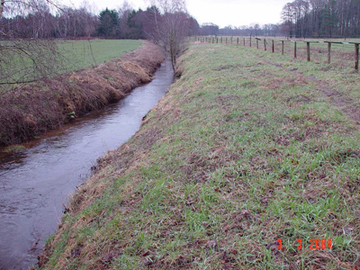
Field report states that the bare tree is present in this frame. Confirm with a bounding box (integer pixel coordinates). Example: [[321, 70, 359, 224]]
[[150, 0, 190, 70], [118, 1, 133, 38], [0, 0, 65, 92], [119, 1, 133, 18], [0, 0, 4, 19], [281, 2, 295, 37], [280, 0, 360, 38]]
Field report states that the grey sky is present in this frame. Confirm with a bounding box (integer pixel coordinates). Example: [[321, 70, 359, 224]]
[[64, 0, 289, 27]]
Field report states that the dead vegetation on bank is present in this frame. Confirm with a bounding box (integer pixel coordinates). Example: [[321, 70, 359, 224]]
[[0, 41, 165, 146]]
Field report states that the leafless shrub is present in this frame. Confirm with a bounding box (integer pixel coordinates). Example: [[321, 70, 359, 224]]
[[0, 0, 65, 93], [149, 0, 191, 70], [0, 39, 65, 86]]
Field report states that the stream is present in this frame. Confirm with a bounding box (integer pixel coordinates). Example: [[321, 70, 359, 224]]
[[0, 60, 173, 270]]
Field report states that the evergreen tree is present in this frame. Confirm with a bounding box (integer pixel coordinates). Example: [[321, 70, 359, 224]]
[[97, 8, 119, 38]]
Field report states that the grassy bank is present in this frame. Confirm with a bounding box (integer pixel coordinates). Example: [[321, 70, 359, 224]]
[[39, 43, 360, 269], [0, 41, 164, 146]]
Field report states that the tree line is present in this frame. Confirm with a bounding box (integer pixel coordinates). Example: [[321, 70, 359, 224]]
[[0, 1, 199, 40], [199, 23, 282, 37], [281, 0, 360, 38], [0, 0, 199, 86], [193, 0, 360, 39], [1, 0, 359, 88]]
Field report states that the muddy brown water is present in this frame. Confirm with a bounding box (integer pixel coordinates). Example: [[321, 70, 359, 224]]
[[0, 60, 173, 270]]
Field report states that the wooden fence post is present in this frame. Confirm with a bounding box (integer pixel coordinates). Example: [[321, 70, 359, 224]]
[[221, 37, 222, 43], [305, 41, 319, 62], [355, 44, 359, 71], [349, 42, 360, 70], [282, 41, 284, 55], [306, 42, 311, 61], [325, 41, 342, 64], [264, 39, 267, 51], [256, 39, 259, 49], [237, 37, 239, 44], [226, 37, 228, 44], [243, 38, 245, 46], [250, 36, 252, 47], [294, 41, 297, 58], [272, 40, 275, 53]]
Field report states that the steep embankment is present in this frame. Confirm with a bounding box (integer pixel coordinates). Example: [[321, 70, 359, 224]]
[[0, 41, 164, 146], [39, 43, 359, 269]]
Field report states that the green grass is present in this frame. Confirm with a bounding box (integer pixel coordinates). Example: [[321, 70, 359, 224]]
[[0, 39, 142, 88], [41, 42, 360, 270], [2, 144, 27, 153], [198, 36, 360, 70], [57, 39, 143, 72]]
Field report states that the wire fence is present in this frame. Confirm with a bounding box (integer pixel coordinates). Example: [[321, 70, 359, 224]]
[[191, 36, 360, 71]]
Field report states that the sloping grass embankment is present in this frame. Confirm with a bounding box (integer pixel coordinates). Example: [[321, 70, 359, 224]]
[[0, 41, 164, 146], [39, 43, 360, 269]]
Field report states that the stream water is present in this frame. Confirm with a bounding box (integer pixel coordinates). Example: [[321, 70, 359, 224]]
[[0, 60, 173, 270]]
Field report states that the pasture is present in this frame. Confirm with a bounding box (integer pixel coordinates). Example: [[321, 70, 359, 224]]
[[196, 36, 360, 71], [0, 39, 143, 89], [41, 42, 360, 269], [57, 39, 143, 71]]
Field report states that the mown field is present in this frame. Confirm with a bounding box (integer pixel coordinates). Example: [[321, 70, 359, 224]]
[[0, 39, 143, 88], [40, 42, 360, 269]]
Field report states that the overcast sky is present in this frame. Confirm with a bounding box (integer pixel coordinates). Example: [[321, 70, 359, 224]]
[[64, 0, 289, 27]]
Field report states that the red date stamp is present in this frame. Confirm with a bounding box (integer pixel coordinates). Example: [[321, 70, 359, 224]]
[[277, 238, 332, 250]]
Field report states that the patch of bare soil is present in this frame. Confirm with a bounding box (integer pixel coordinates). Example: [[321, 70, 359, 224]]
[[0, 41, 165, 146]]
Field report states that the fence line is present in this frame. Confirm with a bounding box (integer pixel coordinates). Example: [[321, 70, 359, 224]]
[[193, 36, 360, 71]]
